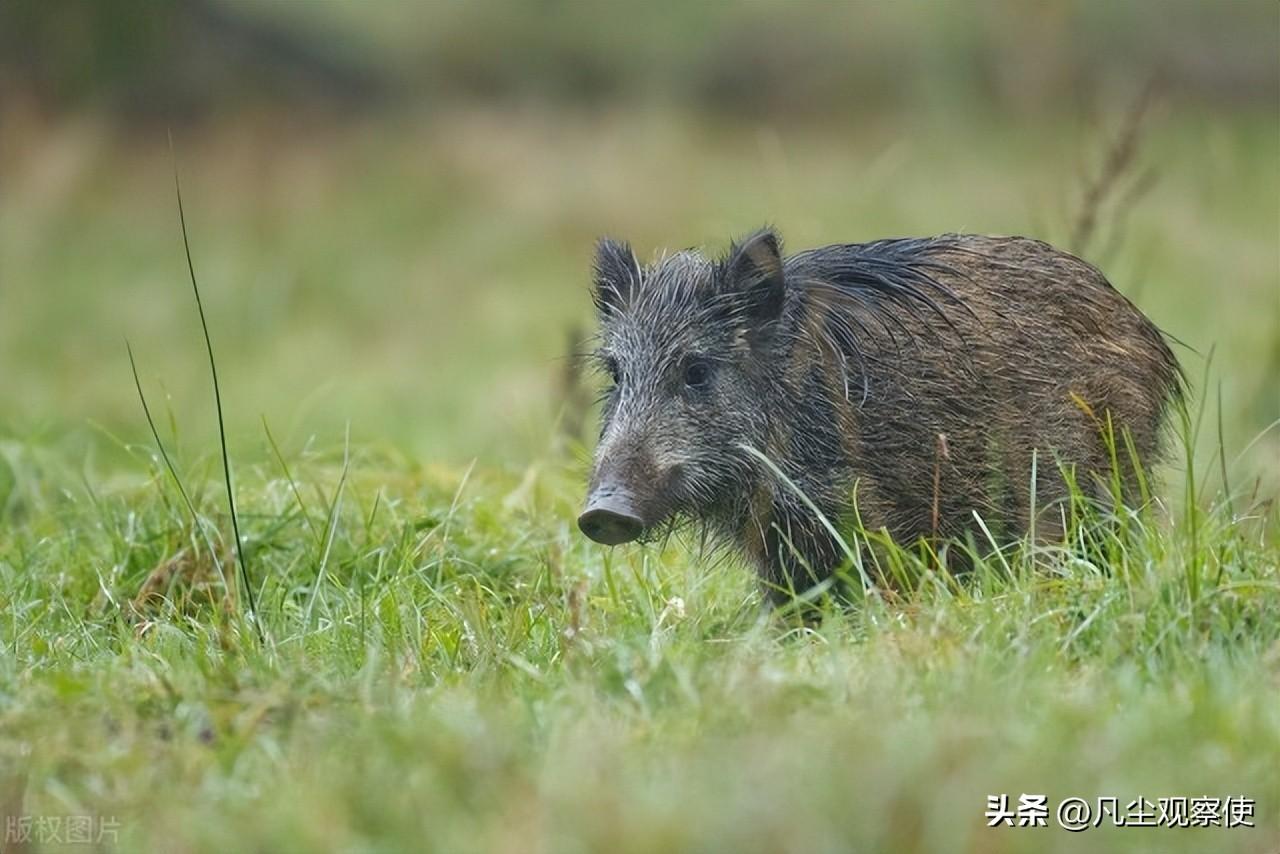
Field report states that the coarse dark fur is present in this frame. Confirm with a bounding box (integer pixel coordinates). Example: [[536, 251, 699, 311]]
[[581, 229, 1183, 602]]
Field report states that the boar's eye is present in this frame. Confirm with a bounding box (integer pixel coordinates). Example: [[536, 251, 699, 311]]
[[683, 357, 712, 389], [602, 355, 621, 385]]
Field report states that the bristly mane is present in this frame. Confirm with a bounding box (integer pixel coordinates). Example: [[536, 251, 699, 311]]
[[782, 236, 975, 403], [785, 236, 972, 322]]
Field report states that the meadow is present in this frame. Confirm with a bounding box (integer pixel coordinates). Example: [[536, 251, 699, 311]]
[[1, 99, 1277, 852]]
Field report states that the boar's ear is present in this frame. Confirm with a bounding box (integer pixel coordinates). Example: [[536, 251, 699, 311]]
[[592, 238, 641, 317], [725, 228, 785, 324]]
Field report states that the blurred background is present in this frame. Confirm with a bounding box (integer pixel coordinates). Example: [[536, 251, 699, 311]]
[[1, 0, 1276, 483]]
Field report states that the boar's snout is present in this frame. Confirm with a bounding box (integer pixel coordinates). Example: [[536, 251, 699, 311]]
[[578, 483, 645, 545]]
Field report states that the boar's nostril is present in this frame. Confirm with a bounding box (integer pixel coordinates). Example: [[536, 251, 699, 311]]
[[578, 497, 644, 546]]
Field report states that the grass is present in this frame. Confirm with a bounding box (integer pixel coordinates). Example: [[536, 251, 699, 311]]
[[1, 428, 1277, 852], [0, 103, 1277, 852]]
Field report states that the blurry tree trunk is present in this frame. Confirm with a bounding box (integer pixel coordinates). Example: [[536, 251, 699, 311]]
[[0, 0, 392, 118]]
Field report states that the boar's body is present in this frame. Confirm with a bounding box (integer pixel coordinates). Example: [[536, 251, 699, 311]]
[[579, 231, 1182, 601]]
